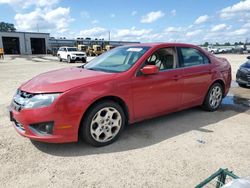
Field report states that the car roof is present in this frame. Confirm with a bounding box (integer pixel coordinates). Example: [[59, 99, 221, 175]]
[[124, 42, 200, 48], [59, 46, 76, 48]]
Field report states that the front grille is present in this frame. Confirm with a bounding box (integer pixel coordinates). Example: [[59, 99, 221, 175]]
[[237, 70, 250, 82], [12, 90, 33, 111], [75, 54, 84, 56], [247, 74, 250, 82], [17, 90, 34, 98], [12, 101, 22, 111], [14, 119, 25, 131]]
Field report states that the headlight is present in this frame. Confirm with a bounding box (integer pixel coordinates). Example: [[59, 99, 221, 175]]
[[14, 92, 60, 109], [24, 94, 60, 109]]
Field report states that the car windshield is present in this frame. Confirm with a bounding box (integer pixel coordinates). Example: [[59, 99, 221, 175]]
[[67, 47, 78, 51], [85, 46, 150, 73]]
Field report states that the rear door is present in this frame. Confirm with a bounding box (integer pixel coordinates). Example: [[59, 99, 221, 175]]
[[132, 47, 183, 120], [177, 47, 212, 106]]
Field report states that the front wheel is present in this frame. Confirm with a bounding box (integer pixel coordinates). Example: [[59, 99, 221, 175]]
[[202, 83, 223, 111], [238, 83, 246, 88], [82, 58, 86, 63], [80, 101, 125, 147], [58, 55, 62, 62], [67, 55, 74, 63]]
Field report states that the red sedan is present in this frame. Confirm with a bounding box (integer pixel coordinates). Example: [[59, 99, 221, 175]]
[[9, 43, 231, 146]]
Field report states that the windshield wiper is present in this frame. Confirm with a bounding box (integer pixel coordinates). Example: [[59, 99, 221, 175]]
[[86, 67, 117, 73]]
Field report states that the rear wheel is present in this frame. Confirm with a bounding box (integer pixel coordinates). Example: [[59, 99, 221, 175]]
[[80, 100, 125, 147], [202, 83, 223, 111]]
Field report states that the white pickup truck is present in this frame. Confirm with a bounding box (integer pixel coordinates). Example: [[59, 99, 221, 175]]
[[57, 47, 87, 63], [207, 45, 219, 54]]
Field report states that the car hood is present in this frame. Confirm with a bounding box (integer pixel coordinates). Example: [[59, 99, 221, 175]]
[[20, 67, 115, 93], [68, 51, 86, 55]]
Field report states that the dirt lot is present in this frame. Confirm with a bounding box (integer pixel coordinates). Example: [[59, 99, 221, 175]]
[[0, 54, 250, 188]]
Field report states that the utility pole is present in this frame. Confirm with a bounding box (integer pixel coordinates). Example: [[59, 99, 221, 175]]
[[108, 30, 111, 41], [37, 23, 39, 32]]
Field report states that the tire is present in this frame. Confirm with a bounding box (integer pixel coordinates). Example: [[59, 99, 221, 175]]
[[82, 58, 86, 63], [202, 83, 223, 111], [80, 100, 126, 147], [67, 55, 73, 63], [58, 55, 62, 62], [238, 83, 246, 88]]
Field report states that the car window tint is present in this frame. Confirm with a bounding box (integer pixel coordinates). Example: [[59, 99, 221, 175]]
[[146, 48, 176, 71], [179, 48, 209, 67]]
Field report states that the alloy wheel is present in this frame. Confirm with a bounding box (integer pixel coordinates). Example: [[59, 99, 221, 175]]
[[209, 86, 222, 109], [90, 107, 122, 143]]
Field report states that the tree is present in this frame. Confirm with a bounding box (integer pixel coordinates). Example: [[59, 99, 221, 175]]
[[203, 42, 209, 47], [224, 42, 231, 46], [215, 42, 220, 46], [0, 22, 16, 32]]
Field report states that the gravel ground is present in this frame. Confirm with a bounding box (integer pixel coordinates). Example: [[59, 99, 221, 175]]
[[0, 54, 250, 188]]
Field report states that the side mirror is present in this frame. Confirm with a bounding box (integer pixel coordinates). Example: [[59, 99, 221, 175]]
[[247, 56, 250, 60], [140, 65, 159, 75]]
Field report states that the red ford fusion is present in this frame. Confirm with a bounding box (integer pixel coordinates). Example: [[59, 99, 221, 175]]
[[9, 43, 231, 146]]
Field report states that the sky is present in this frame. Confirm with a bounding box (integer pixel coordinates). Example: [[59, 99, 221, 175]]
[[0, 0, 250, 44]]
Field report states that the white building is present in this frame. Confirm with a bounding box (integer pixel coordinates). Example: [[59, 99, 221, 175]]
[[0, 31, 49, 55]]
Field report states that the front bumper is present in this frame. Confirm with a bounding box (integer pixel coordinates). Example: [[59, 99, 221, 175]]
[[71, 56, 87, 61], [9, 105, 79, 143], [236, 70, 250, 86]]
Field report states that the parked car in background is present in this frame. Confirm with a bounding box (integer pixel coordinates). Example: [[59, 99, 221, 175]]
[[217, 47, 233, 54], [232, 45, 245, 54], [207, 45, 219, 54], [9, 43, 231, 147], [57, 46, 87, 63], [236, 56, 250, 87]]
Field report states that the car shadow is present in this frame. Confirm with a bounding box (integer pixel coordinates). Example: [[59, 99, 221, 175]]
[[31, 95, 250, 157]]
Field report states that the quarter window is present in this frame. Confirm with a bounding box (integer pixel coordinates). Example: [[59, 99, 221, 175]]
[[178, 48, 209, 67]]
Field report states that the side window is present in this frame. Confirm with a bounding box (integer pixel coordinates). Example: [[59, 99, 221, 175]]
[[178, 47, 209, 67], [145, 48, 176, 71], [64, 48, 67, 52]]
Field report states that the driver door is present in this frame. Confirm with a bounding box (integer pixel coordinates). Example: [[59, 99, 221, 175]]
[[131, 47, 183, 121]]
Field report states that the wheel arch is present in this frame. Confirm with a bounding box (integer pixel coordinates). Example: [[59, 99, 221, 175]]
[[78, 95, 130, 133], [213, 79, 225, 96], [207, 79, 226, 98]]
